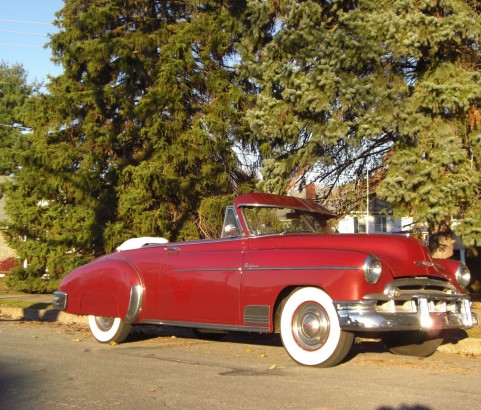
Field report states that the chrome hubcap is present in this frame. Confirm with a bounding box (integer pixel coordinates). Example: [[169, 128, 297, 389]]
[[292, 302, 330, 351], [95, 316, 114, 331]]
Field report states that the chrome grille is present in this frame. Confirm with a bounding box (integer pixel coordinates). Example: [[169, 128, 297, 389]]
[[385, 278, 458, 295], [371, 278, 467, 314], [337, 278, 475, 331]]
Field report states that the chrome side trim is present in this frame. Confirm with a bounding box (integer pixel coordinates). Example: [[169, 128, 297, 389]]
[[125, 285, 143, 323], [138, 319, 270, 333], [174, 265, 359, 273], [157, 237, 246, 248], [173, 268, 241, 273], [243, 266, 360, 271]]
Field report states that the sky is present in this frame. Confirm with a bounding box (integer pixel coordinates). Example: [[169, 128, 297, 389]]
[[0, 0, 64, 84]]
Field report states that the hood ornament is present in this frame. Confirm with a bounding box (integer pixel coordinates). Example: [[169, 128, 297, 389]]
[[415, 260, 435, 268]]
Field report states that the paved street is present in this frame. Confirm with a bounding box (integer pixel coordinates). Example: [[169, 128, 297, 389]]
[[1, 319, 481, 410]]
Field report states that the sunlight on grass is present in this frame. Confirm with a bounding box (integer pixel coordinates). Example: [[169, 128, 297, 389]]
[[0, 298, 52, 310]]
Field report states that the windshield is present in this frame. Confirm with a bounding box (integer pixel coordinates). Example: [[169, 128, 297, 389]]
[[242, 207, 330, 236]]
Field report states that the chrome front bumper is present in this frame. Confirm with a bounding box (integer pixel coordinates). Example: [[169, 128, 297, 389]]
[[337, 297, 478, 332], [52, 291, 67, 310]]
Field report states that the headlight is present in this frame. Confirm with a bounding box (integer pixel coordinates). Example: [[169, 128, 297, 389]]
[[363, 255, 382, 284], [455, 263, 471, 288]]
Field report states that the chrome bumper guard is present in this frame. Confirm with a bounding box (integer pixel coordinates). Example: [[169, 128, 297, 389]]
[[336, 295, 478, 332], [52, 291, 67, 310]]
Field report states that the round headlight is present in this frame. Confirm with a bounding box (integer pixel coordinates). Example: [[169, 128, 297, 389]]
[[363, 255, 382, 284], [455, 263, 471, 289]]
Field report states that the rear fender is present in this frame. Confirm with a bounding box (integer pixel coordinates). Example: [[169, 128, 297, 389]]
[[59, 258, 143, 322]]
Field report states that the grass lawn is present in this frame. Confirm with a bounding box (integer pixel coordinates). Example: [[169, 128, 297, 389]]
[[0, 274, 52, 310], [0, 298, 52, 310]]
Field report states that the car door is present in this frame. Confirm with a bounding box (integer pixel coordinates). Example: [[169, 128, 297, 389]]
[[156, 238, 246, 326]]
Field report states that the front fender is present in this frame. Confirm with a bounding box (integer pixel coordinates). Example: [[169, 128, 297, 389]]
[[433, 258, 465, 290], [59, 258, 143, 322]]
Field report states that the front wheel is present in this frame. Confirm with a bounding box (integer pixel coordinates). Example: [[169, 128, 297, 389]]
[[88, 315, 132, 343], [279, 287, 354, 367], [382, 331, 443, 357]]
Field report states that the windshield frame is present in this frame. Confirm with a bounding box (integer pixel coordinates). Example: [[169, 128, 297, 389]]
[[240, 205, 332, 237]]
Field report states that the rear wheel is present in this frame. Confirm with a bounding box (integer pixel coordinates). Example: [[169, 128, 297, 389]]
[[382, 331, 443, 357], [279, 287, 354, 367], [88, 315, 132, 343]]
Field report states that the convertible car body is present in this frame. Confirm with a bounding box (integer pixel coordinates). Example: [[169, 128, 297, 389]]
[[53, 193, 479, 367]]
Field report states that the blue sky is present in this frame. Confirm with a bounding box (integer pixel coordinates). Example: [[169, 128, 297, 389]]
[[0, 0, 64, 83]]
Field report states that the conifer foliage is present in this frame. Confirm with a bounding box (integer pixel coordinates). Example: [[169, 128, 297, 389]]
[[2, 0, 251, 291], [3, 0, 481, 292], [0, 62, 33, 175], [239, 0, 481, 256]]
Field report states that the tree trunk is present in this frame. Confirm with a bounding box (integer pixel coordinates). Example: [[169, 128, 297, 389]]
[[428, 223, 454, 259]]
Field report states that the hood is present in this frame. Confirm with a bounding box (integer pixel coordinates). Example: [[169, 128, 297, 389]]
[[255, 233, 451, 281], [330, 234, 444, 279]]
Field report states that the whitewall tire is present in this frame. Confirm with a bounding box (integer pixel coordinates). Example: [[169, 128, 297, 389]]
[[280, 287, 354, 367], [88, 315, 132, 343]]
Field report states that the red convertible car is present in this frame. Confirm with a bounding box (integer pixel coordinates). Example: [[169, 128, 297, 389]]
[[53, 193, 478, 367]]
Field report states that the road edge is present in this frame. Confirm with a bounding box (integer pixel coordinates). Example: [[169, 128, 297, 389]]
[[0, 305, 88, 325], [1, 305, 481, 356]]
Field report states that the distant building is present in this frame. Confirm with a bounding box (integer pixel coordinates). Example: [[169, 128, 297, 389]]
[[336, 198, 413, 235], [299, 183, 466, 262], [0, 176, 17, 267]]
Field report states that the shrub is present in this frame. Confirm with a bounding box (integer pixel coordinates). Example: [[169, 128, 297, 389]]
[[7, 266, 60, 294], [0, 257, 20, 272]]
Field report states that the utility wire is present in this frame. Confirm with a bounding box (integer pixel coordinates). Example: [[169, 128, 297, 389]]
[[0, 43, 43, 48], [0, 30, 47, 36], [0, 19, 53, 26], [0, 22, 55, 48]]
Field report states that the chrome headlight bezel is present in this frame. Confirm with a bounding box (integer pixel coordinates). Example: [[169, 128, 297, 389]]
[[455, 263, 471, 289], [363, 255, 382, 284]]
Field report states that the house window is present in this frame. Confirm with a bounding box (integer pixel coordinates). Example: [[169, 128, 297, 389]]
[[354, 217, 366, 233], [374, 216, 387, 233]]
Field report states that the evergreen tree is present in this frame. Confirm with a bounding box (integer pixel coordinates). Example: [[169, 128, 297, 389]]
[[238, 0, 406, 205], [3, 0, 253, 290], [239, 0, 481, 256], [0, 62, 33, 174], [370, 0, 481, 256]]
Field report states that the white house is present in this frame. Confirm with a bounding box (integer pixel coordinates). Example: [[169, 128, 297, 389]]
[[0, 176, 17, 266], [335, 196, 414, 234], [297, 183, 466, 262]]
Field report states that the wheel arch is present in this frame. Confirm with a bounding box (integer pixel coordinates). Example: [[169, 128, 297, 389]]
[[273, 285, 327, 333], [60, 258, 144, 322]]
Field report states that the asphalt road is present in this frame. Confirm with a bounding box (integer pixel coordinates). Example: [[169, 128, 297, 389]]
[[1, 319, 481, 410]]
